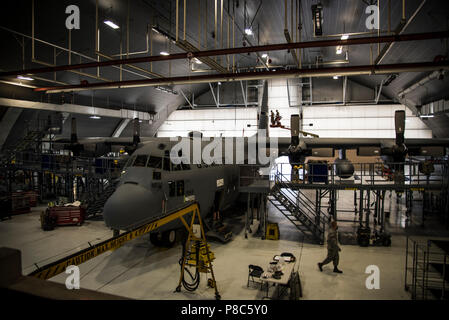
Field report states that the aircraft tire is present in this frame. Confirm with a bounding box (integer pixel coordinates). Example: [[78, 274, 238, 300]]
[[161, 230, 177, 247]]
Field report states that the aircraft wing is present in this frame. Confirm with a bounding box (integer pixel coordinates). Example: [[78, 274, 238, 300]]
[[274, 137, 449, 157]]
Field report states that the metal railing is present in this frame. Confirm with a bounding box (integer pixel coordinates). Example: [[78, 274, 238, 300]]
[[273, 161, 448, 189], [405, 237, 449, 300], [273, 183, 328, 235], [1, 151, 127, 180]]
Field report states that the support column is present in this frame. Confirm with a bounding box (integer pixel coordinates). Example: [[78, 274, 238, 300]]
[[245, 193, 250, 239], [359, 189, 364, 226], [366, 190, 371, 228]]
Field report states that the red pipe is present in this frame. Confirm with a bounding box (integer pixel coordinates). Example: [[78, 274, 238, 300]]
[[34, 61, 449, 93], [1, 31, 448, 78]]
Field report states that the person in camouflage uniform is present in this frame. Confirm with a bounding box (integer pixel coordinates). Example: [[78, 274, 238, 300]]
[[318, 221, 343, 273]]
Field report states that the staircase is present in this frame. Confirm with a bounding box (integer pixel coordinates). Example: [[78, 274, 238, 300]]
[[0, 129, 48, 167], [85, 179, 119, 218], [268, 174, 329, 244]]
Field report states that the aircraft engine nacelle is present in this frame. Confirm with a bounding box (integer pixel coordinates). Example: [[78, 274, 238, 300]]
[[334, 158, 355, 179]]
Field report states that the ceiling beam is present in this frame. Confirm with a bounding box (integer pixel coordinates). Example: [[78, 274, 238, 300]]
[[1, 31, 448, 78], [112, 119, 131, 138], [34, 61, 449, 93], [0, 98, 154, 120]]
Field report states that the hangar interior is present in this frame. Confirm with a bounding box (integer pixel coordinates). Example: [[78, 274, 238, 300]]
[[0, 0, 449, 300]]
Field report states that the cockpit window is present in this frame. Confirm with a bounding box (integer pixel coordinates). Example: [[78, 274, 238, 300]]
[[132, 155, 148, 167], [147, 156, 162, 169], [124, 155, 136, 168]]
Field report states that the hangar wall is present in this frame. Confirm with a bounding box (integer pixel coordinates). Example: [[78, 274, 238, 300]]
[[157, 80, 432, 139]]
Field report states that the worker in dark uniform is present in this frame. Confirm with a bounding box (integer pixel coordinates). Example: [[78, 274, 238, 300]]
[[275, 110, 282, 126], [270, 110, 275, 126], [318, 221, 343, 273]]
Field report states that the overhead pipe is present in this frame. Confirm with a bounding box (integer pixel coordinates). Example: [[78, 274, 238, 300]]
[[0, 26, 147, 80], [94, 0, 160, 78], [3, 31, 448, 78], [375, 0, 427, 65], [34, 61, 449, 93], [32, 0, 110, 82], [397, 70, 444, 98]]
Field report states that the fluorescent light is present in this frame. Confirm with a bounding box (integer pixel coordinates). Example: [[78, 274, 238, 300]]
[[89, 115, 101, 119], [17, 75, 34, 81], [341, 34, 349, 40], [160, 51, 170, 56], [420, 115, 434, 118], [336, 45, 343, 55], [333, 75, 339, 80], [104, 20, 120, 29], [261, 53, 268, 58], [244, 27, 253, 35], [0, 80, 37, 88]]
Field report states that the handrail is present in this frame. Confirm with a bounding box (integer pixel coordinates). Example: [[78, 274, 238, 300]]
[[273, 179, 326, 232], [275, 171, 330, 222]]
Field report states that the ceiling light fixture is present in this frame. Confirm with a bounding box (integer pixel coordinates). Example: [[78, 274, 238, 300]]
[[160, 51, 170, 56], [244, 27, 253, 36], [104, 20, 120, 29], [0, 80, 37, 88], [420, 114, 434, 119], [89, 115, 101, 119], [155, 85, 178, 95], [341, 34, 349, 40], [261, 53, 268, 58], [17, 75, 34, 81], [333, 75, 340, 80], [336, 46, 343, 55], [312, 3, 323, 36]]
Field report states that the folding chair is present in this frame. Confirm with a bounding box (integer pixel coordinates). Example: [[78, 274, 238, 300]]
[[247, 264, 264, 289]]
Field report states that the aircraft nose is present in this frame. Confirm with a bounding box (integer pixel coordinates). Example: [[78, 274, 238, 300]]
[[103, 183, 162, 230]]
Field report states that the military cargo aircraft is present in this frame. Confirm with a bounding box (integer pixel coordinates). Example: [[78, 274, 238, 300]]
[[52, 81, 449, 247]]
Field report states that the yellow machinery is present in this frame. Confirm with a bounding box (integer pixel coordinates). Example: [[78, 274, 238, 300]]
[[266, 222, 280, 240], [186, 241, 215, 273], [29, 202, 220, 299], [176, 204, 220, 299]]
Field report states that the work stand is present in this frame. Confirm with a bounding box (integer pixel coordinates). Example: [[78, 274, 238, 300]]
[[176, 204, 221, 300]]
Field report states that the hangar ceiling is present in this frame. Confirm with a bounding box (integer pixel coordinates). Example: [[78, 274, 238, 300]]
[[0, 0, 448, 142]]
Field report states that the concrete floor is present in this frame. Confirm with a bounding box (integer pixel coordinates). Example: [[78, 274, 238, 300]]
[[0, 190, 448, 300]]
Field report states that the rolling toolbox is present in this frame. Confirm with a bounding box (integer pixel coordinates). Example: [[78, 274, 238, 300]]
[[42, 206, 86, 230]]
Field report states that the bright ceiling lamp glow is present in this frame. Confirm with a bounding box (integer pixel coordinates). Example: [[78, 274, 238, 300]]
[[17, 75, 34, 81], [261, 53, 268, 58], [89, 115, 101, 119], [336, 45, 343, 55], [160, 51, 170, 56], [104, 20, 120, 29], [333, 75, 340, 80], [420, 115, 434, 118], [341, 34, 349, 40], [244, 27, 253, 35]]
